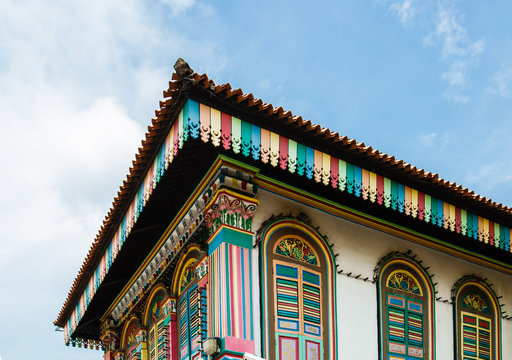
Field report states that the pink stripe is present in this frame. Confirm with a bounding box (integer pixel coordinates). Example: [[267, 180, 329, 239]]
[[244, 247, 250, 339], [237, 247, 243, 338], [222, 245, 227, 336], [229, 245, 235, 335]]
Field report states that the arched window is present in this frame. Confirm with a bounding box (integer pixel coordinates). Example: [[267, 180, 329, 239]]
[[144, 286, 170, 360], [377, 255, 435, 360], [453, 278, 501, 360], [121, 317, 141, 360], [260, 219, 337, 360], [172, 247, 205, 360]]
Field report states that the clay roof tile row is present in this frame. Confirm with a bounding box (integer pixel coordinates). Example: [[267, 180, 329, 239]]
[[56, 62, 511, 329]]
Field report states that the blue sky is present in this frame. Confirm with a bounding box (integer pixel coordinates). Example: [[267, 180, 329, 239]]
[[1, 1, 511, 359]]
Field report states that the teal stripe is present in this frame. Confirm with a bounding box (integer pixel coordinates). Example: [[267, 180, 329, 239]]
[[354, 165, 362, 197], [346, 163, 354, 194], [182, 101, 190, 142], [297, 142, 306, 176]]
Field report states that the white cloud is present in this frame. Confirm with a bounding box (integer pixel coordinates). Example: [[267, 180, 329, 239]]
[[418, 132, 437, 146], [389, 0, 416, 24], [418, 131, 454, 148], [161, 0, 196, 15], [0, 0, 225, 359], [486, 66, 512, 97], [424, 7, 485, 101]]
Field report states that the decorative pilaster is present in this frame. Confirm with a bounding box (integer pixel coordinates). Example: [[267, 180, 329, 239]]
[[204, 188, 259, 358], [100, 321, 120, 360]]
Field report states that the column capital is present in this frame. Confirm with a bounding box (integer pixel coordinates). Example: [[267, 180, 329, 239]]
[[100, 322, 120, 353], [203, 188, 259, 235]]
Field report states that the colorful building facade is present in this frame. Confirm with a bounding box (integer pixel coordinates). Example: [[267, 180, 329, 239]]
[[55, 59, 512, 360]]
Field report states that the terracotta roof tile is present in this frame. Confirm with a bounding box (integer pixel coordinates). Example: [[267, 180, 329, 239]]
[[55, 59, 512, 329]]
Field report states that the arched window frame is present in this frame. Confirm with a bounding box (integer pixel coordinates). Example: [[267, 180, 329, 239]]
[[376, 255, 435, 360], [259, 219, 338, 360], [171, 246, 206, 360], [143, 285, 171, 360], [120, 316, 142, 360], [453, 278, 501, 360]]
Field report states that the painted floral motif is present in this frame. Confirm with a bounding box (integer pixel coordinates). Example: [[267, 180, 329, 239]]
[[126, 326, 138, 348], [180, 264, 196, 293], [150, 296, 164, 324], [387, 272, 421, 295], [306, 341, 320, 360], [280, 337, 298, 360], [275, 237, 318, 265], [462, 293, 490, 314], [204, 193, 257, 234]]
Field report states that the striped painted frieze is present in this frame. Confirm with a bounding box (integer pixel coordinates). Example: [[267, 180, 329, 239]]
[[63, 98, 511, 344], [193, 99, 511, 252]]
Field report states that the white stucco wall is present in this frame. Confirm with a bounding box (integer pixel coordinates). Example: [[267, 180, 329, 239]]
[[250, 188, 512, 359]]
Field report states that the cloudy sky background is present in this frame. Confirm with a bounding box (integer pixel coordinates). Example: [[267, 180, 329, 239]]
[[1, 1, 511, 359]]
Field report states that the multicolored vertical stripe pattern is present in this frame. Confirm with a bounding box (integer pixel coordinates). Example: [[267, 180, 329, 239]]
[[208, 242, 253, 341], [195, 100, 512, 252], [462, 313, 492, 360]]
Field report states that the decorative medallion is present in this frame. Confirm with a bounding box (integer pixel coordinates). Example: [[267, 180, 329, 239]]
[[275, 237, 318, 265], [387, 271, 422, 295], [179, 264, 196, 293], [462, 293, 490, 314]]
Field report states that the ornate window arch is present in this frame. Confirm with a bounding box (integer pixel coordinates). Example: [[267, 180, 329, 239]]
[[260, 218, 337, 360], [143, 285, 171, 360], [452, 277, 501, 360], [171, 246, 205, 360], [376, 254, 435, 360], [120, 316, 142, 360]]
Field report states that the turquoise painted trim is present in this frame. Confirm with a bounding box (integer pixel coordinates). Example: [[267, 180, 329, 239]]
[[259, 218, 338, 360], [305, 146, 314, 180], [182, 100, 190, 142], [354, 165, 362, 197], [251, 124, 261, 161], [346, 162, 354, 194], [297, 143, 306, 176], [241, 120, 251, 157], [188, 99, 200, 139], [208, 227, 253, 255]]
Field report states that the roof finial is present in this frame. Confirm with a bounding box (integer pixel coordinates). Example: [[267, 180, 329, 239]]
[[174, 58, 194, 78]]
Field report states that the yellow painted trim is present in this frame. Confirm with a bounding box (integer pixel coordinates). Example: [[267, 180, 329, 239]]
[[173, 257, 197, 296], [142, 285, 168, 327], [120, 316, 140, 351], [460, 311, 493, 360]]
